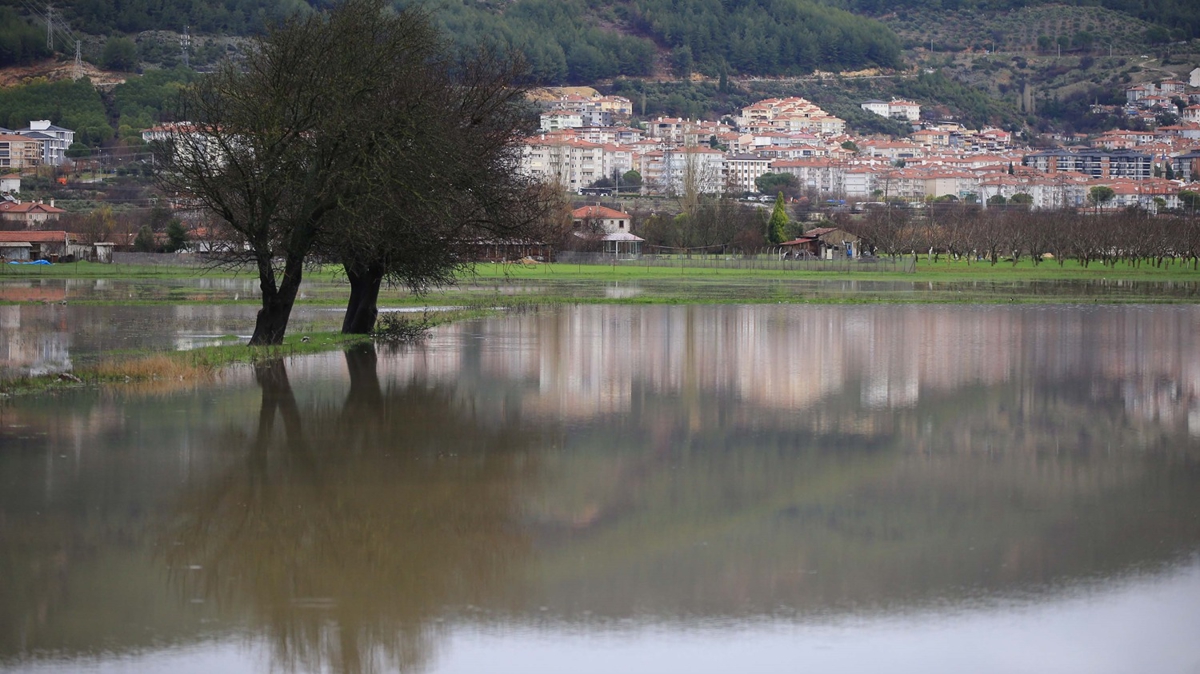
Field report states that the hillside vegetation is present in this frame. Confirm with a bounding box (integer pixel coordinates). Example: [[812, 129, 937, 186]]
[[833, 0, 1200, 41]]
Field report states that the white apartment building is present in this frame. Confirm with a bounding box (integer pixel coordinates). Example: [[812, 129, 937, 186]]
[[521, 136, 612, 192], [724, 154, 772, 193], [15, 120, 74, 166]]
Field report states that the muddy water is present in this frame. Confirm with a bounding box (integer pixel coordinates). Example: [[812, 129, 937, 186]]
[[2, 304, 1200, 673]]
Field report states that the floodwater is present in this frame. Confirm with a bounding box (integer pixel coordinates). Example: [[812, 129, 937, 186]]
[[3, 301, 1200, 673]]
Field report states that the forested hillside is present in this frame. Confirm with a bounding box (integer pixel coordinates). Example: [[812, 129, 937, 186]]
[[7, 0, 902, 82], [408, 0, 902, 83], [829, 0, 1200, 40], [0, 7, 52, 67]]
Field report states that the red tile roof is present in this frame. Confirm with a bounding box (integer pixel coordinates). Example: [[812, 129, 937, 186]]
[[0, 202, 65, 214], [572, 205, 631, 220], [0, 230, 69, 243]]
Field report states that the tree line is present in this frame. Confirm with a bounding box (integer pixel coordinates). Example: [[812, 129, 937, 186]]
[[838, 206, 1200, 268]]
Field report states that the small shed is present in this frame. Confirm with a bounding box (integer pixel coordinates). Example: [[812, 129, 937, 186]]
[[0, 241, 31, 261], [0, 174, 19, 194]]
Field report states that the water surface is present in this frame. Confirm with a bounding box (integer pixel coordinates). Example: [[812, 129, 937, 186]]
[[2, 304, 1200, 673]]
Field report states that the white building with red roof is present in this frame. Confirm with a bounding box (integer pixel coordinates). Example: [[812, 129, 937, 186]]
[[0, 200, 64, 227], [571, 205, 632, 235]]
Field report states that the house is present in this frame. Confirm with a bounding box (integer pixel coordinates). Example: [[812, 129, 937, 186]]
[[0, 174, 18, 193], [0, 200, 65, 227], [14, 120, 74, 166], [572, 205, 632, 234], [805, 227, 862, 259], [1191, 67, 1200, 88], [0, 230, 72, 260]]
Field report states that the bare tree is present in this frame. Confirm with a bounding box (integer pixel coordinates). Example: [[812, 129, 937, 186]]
[[160, 0, 446, 344], [324, 49, 557, 334]]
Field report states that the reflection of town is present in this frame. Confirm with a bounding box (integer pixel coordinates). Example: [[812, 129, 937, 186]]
[[380, 304, 1200, 433], [5, 305, 1200, 674]]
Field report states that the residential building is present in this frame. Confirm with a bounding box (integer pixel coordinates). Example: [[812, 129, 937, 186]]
[[0, 199, 65, 227], [1024, 149, 1152, 180], [1, 173, 20, 193], [540, 111, 584, 132], [521, 135, 611, 192], [861, 99, 921, 121], [571, 205, 632, 234], [654, 146, 725, 195], [1170, 151, 1200, 182], [14, 120, 74, 166], [1191, 67, 1200, 88], [724, 154, 771, 193], [0, 135, 44, 170]]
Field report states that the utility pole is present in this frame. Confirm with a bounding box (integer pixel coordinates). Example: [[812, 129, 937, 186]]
[[180, 26, 190, 69]]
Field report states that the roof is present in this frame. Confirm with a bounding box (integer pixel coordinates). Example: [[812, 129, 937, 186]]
[[0, 230, 68, 243], [779, 236, 817, 246], [572, 205, 630, 220], [0, 202, 65, 214], [600, 232, 644, 242]]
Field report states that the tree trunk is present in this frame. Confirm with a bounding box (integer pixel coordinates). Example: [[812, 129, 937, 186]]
[[341, 263, 384, 334], [250, 254, 305, 345]]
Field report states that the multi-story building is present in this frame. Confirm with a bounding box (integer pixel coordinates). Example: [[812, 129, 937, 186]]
[[1024, 149, 1152, 180], [723, 154, 771, 194], [14, 120, 74, 166], [521, 135, 610, 192], [0, 134, 44, 170], [860, 99, 921, 121]]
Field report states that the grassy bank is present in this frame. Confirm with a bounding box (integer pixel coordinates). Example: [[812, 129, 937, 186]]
[[0, 308, 491, 397]]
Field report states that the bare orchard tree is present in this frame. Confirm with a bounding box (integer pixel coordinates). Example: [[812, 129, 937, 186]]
[[159, 0, 445, 345]]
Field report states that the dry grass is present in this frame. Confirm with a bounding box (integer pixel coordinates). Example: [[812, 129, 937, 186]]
[[79, 354, 224, 397]]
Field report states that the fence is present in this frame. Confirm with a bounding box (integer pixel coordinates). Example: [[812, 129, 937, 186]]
[[553, 251, 916, 273], [111, 252, 215, 267]]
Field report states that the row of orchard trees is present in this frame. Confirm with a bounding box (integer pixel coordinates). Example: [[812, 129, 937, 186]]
[[161, 0, 557, 345], [839, 206, 1200, 268]]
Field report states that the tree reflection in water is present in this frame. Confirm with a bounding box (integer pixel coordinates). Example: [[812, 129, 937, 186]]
[[162, 346, 542, 674]]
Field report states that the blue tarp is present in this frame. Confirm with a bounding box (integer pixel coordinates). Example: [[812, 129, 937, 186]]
[[7, 259, 52, 265]]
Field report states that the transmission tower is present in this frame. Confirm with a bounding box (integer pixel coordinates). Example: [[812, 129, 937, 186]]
[[45, 4, 53, 50], [180, 26, 190, 69], [73, 39, 82, 79]]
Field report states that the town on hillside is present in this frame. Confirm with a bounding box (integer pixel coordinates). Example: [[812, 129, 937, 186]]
[[4, 70, 1200, 261], [521, 74, 1200, 212]]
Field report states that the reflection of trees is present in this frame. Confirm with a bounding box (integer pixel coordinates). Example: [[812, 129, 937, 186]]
[[163, 347, 540, 674]]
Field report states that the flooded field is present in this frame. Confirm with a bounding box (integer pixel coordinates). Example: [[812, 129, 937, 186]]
[[2, 301, 1200, 672]]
